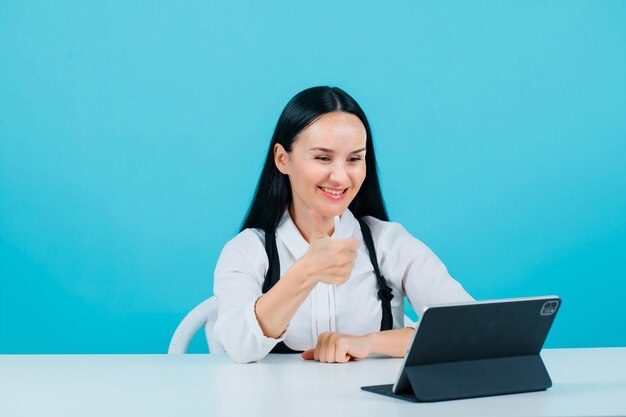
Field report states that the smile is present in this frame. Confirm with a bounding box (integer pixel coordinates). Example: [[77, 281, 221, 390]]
[[318, 186, 349, 200]]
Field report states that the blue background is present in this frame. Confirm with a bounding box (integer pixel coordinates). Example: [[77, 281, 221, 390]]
[[1, 1, 625, 354]]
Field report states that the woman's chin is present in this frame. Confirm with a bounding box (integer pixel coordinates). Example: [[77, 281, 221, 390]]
[[316, 204, 349, 219]]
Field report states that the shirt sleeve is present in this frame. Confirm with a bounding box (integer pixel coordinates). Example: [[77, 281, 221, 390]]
[[374, 221, 475, 315], [212, 230, 286, 363]]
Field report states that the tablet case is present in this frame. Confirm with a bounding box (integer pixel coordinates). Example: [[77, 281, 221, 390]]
[[362, 296, 560, 402]]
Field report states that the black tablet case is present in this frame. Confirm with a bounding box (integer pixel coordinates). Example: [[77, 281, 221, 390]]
[[362, 297, 560, 402]]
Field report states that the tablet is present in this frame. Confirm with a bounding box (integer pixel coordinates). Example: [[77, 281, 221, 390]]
[[362, 295, 561, 402]]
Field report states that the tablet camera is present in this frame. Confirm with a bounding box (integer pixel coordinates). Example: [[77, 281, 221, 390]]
[[540, 300, 559, 316]]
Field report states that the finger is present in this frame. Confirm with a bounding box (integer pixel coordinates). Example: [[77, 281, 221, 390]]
[[325, 343, 337, 363], [313, 335, 324, 362], [309, 209, 330, 241], [337, 257, 356, 271], [301, 349, 315, 360], [333, 266, 354, 285], [320, 332, 334, 363], [318, 334, 329, 363], [333, 260, 355, 280]]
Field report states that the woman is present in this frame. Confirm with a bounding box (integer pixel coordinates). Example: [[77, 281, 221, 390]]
[[213, 86, 474, 363]]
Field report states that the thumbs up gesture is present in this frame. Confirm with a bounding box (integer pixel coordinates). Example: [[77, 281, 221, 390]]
[[309, 209, 332, 241], [302, 209, 360, 286]]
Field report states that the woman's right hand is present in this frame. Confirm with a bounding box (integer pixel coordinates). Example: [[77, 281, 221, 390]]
[[299, 209, 360, 286], [253, 209, 359, 339]]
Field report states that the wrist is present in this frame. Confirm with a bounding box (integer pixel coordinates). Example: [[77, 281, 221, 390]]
[[365, 332, 380, 354], [288, 258, 318, 291], [365, 328, 413, 357]]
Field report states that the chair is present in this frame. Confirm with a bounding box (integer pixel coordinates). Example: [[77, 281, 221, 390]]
[[168, 297, 225, 354], [168, 296, 417, 354]]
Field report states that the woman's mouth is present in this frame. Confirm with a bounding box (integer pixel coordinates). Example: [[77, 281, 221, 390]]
[[318, 186, 349, 200]]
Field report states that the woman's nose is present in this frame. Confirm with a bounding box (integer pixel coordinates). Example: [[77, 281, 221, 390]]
[[329, 162, 348, 182]]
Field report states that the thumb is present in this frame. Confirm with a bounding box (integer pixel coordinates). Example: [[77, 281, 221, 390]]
[[309, 209, 329, 241], [301, 349, 315, 360]]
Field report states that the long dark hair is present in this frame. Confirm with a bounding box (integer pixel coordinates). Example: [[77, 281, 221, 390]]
[[241, 86, 388, 232]]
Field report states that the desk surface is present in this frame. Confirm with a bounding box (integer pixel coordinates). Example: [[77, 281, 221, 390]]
[[1, 348, 625, 417]]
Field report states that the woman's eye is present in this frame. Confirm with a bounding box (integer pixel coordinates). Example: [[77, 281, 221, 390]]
[[316, 156, 331, 162], [348, 156, 362, 163]]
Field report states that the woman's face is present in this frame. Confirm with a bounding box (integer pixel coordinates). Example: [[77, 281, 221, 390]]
[[274, 111, 367, 223]]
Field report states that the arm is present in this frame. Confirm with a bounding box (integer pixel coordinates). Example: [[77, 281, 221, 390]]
[[254, 210, 359, 339], [302, 220, 474, 363], [302, 327, 414, 363], [212, 231, 282, 363], [253, 259, 317, 338], [214, 212, 360, 363], [367, 327, 414, 357], [380, 221, 475, 313]]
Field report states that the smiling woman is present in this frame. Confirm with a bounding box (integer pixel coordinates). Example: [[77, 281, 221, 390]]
[[274, 111, 368, 239], [212, 87, 475, 363]]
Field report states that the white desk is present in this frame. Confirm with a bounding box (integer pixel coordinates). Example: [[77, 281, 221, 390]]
[[1, 348, 625, 417]]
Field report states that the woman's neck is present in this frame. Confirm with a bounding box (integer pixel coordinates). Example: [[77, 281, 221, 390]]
[[289, 204, 335, 242]]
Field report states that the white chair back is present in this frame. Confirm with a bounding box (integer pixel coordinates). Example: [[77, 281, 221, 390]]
[[168, 297, 225, 354]]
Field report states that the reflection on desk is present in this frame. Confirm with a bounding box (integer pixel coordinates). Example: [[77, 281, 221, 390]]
[[1, 348, 625, 417]]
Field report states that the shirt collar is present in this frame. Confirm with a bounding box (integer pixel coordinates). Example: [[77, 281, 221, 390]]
[[276, 208, 357, 260]]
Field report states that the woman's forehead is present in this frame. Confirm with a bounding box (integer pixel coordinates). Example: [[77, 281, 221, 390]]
[[295, 112, 366, 151]]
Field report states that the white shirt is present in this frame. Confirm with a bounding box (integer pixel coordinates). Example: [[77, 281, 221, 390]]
[[212, 209, 474, 363]]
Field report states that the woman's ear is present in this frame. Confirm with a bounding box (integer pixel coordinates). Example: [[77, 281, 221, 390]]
[[274, 143, 290, 175]]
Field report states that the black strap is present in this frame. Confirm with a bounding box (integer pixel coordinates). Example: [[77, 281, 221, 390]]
[[262, 227, 281, 294], [357, 218, 394, 332], [263, 228, 303, 354], [262, 218, 394, 354]]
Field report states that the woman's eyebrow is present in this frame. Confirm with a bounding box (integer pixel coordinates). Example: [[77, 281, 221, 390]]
[[310, 147, 367, 154]]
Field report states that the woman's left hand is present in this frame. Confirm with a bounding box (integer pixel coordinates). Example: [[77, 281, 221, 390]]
[[301, 332, 371, 363]]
